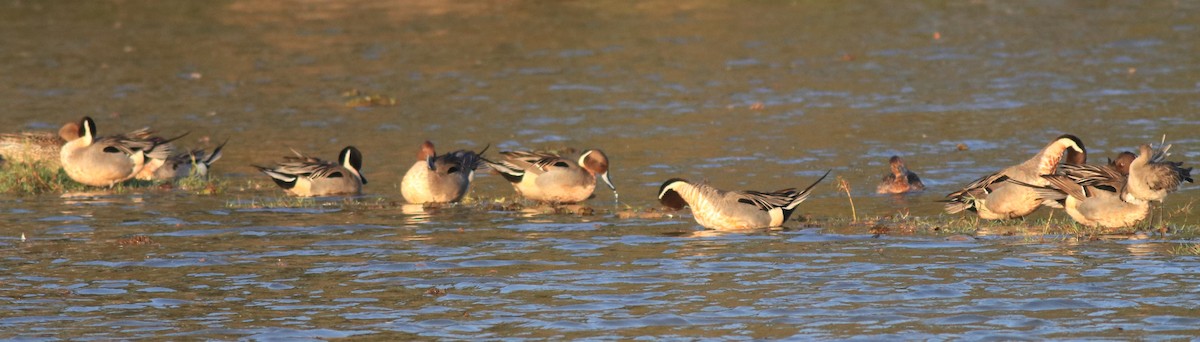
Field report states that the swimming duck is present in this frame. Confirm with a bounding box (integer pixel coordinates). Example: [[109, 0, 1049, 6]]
[[658, 170, 831, 230], [151, 140, 227, 180], [944, 134, 1086, 220], [1125, 144, 1192, 203], [255, 146, 366, 197], [59, 116, 177, 187], [401, 141, 487, 204], [486, 149, 615, 203], [876, 155, 925, 194]]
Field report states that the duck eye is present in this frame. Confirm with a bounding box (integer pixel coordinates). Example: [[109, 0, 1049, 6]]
[[553, 161, 570, 168], [447, 166, 460, 174], [103, 146, 121, 153], [327, 172, 344, 178]]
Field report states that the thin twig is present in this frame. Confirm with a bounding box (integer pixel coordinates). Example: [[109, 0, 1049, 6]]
[[836, 176, 856, 223]]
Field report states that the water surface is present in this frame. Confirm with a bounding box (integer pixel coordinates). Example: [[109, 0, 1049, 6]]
[[2, 0, 1200, 339]]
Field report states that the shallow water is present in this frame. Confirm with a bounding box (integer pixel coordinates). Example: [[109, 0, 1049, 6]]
[[3, 0, 1200, 339]]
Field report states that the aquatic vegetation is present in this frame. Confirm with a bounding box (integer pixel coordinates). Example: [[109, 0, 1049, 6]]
[[116, 235, 154, 247], [223, 194, 395, 210], [225, 196, 320, 209], [342, 89, 397, 107], [1168, 243, 1200, 256], [829, 211, 1191, 240], [835, 176, 857, 222], [174, 174, 229, 195]]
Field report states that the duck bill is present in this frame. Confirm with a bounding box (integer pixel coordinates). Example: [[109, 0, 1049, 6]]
[[355, 170, 368, 185], [600, 172, 616, 191]]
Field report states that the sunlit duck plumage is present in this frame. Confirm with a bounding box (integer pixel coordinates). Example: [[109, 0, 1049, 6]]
[[486, 149, 615, 203], [255, 146, 366, 197], [658, 170, 830, 230], [1022, 152, 1148, 228], [59, 116, 178, 187], [401, 140, 487, 204], [944, 134, 1087, 220], [0, 121, 80, 168], [1058, 151, 1136, 195], [1125, 144, 1193, 203], [151, 140, 227, 180], [876, 156, 924, 194]]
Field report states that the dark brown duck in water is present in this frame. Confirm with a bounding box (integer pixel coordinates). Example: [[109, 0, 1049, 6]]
[[876, 156, 924, 194]]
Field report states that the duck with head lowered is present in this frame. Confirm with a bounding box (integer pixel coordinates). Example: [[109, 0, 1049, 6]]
[[485, 148, 615, 204], [944, 134, 1087, 220], [658, 170, 830, 230], [1018, 151, 1149, 229], [401, 140, 488, 204]]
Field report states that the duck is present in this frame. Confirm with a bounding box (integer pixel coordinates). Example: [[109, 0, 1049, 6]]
[[255, 146, 366, 197], [150, 140, 227, 180], [0, 121, 80, 168], [131, 134, 185, 181], [1057, 151, 1136, 194], [59, 116, 178, 187], [401, 140, 487, 204], [658, 170, 830, 230], [485, 149, 615, 203], [876, 155, 925, 194], [944, 134, 1086, 220], [1020, 152, 1148, 228], [1125, 144, 1193, 203]]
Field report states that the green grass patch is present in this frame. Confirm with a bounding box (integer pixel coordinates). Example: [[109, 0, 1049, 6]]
[[175, 174, 230, 195], [0, 161, 90, 194], [0, 161, 231, 195], [816, 210, 1200, 240]]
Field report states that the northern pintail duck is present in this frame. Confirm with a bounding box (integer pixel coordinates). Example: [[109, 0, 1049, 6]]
[[485, 149, 615, 203], [151, 141, 227, 180], [944, 134, 1086, 220], [401, 141, 487, 204], [658, 170, 830, 230], [1057, 151, 1136, 195], [876, 155, 925, 194], [255, 146, 366, 197], [59, 116, 178, 187], [1021, 152, 1148, 228], [0, 121, 80, 168], [1125, 144, 1193, 203]]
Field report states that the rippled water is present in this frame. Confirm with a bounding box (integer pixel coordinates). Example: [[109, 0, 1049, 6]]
[[3, 0, 1200, 339]]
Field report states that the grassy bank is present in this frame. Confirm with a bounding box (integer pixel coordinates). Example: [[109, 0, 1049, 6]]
[[0, 161, 229, 195], [0, 161, 89, 194]]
